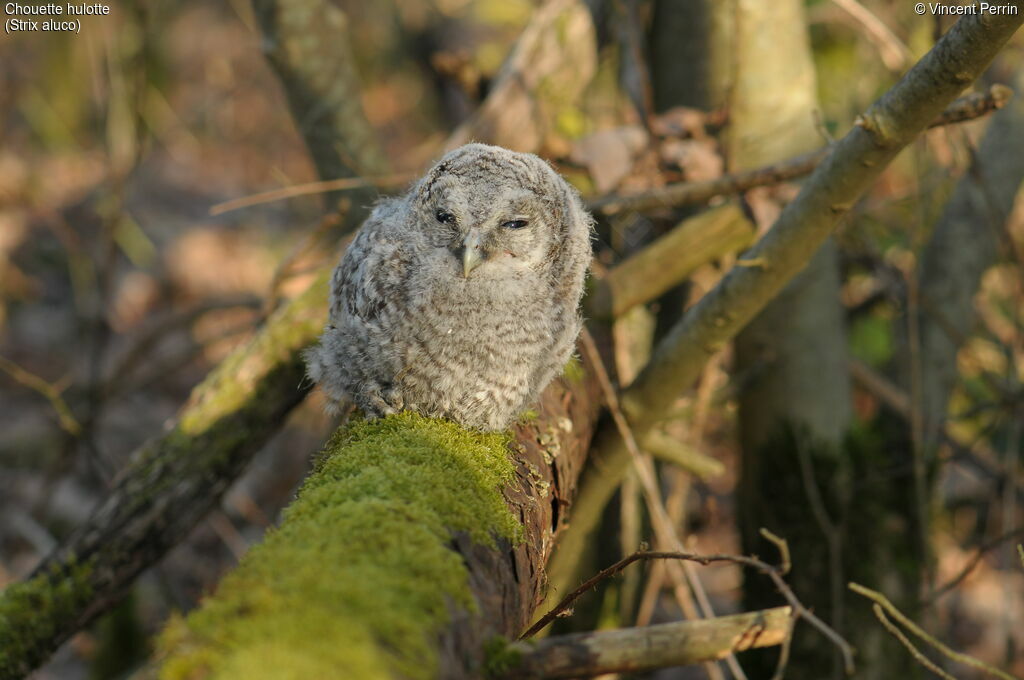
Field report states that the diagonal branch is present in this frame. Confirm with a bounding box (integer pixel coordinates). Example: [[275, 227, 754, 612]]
[[589, 84, 1013, 216], [545, 6, 1023, 606]]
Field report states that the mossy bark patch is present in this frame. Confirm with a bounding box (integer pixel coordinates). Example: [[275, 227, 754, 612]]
[[157, 413, 523, 680], [0, 561, 95, 679]]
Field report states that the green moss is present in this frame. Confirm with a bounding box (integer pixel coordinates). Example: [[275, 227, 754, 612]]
[[482, 636, 523, 678], [157, 413, 523, 680], [0, 560, 94, 678]]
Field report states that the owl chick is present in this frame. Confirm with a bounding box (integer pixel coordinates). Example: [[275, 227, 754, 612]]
[[304, 143, 592, 431]]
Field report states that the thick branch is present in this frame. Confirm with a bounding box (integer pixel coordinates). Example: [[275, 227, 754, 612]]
[[626, 8, 1021, 437], [585, 203, 754, 320], [500, 607, 792, 679], [0, 3, 387, 675], [545, 8, 1023, 603], [155, 364, 601, 680]]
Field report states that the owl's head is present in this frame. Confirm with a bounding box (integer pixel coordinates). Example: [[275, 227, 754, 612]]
[[413, 144, 590, 281]]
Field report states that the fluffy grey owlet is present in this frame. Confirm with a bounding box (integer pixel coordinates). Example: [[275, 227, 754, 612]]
[[304, 143, 593, 431]]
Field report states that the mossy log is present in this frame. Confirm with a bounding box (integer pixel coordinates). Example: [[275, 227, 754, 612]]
[[156, 363, 601, 680]]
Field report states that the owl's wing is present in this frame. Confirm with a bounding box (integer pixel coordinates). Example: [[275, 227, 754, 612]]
[[329, 199, 410, 325]]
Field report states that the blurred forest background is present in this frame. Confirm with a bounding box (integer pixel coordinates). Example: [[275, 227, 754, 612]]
[[0, 0, 1022, 678]]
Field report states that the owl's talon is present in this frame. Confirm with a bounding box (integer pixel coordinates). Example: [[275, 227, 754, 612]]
[[364, 384, 404, 417]]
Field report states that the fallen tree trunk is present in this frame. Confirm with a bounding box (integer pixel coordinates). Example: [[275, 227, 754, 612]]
[[156, 361, 602, 680]]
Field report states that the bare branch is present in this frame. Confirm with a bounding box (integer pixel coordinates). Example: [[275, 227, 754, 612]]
[[502, 607, 793, 679], [870, 604, 957, 680], [926, 528, 1024, 604], [545, 8, 1023, 637], [525, 547, 854, 674], [208, 173, 416, 216], [589, 85, 1014, 216], [831, 0, 912, 71], [586, 204, 754, 320], [0, 355, 80, 436], [849, 582, 1017, 680]]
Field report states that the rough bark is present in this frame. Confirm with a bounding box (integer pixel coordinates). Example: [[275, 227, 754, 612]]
[[155, 362, 602, 680], [543, 7, 1023, 604], [500, 606, 791, 678]]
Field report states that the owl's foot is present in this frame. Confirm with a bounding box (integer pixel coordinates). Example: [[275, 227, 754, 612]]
[[364, 383, 405, 417]]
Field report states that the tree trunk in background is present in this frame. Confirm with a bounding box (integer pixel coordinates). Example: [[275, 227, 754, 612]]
[[649, 0, 732, 113], [725, 2, 859, 676], [917, 65, 1024, 448]]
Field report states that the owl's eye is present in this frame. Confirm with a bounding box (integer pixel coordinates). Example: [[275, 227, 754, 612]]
[[436, 210, 456, 225], [502, 219, 529, 230]]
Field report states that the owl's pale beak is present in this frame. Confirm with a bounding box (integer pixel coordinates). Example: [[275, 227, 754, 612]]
[[461, 232, 486, 278]]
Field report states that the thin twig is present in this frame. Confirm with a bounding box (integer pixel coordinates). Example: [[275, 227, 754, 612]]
[[760, 528, 791, 576], [769, 613, 798, 680], [871, 604, 958, 680], [831, 0, 912, 71], [926, 528, 1024, 604], [589, 85, 1013, 215], [208, 172, 416, 215], [931, 84, 1013, 127], [0, 355, 80, 435], [849, 582, 1017, 680], [579, 329, 735, 680], [792, 433, 846, 658]]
